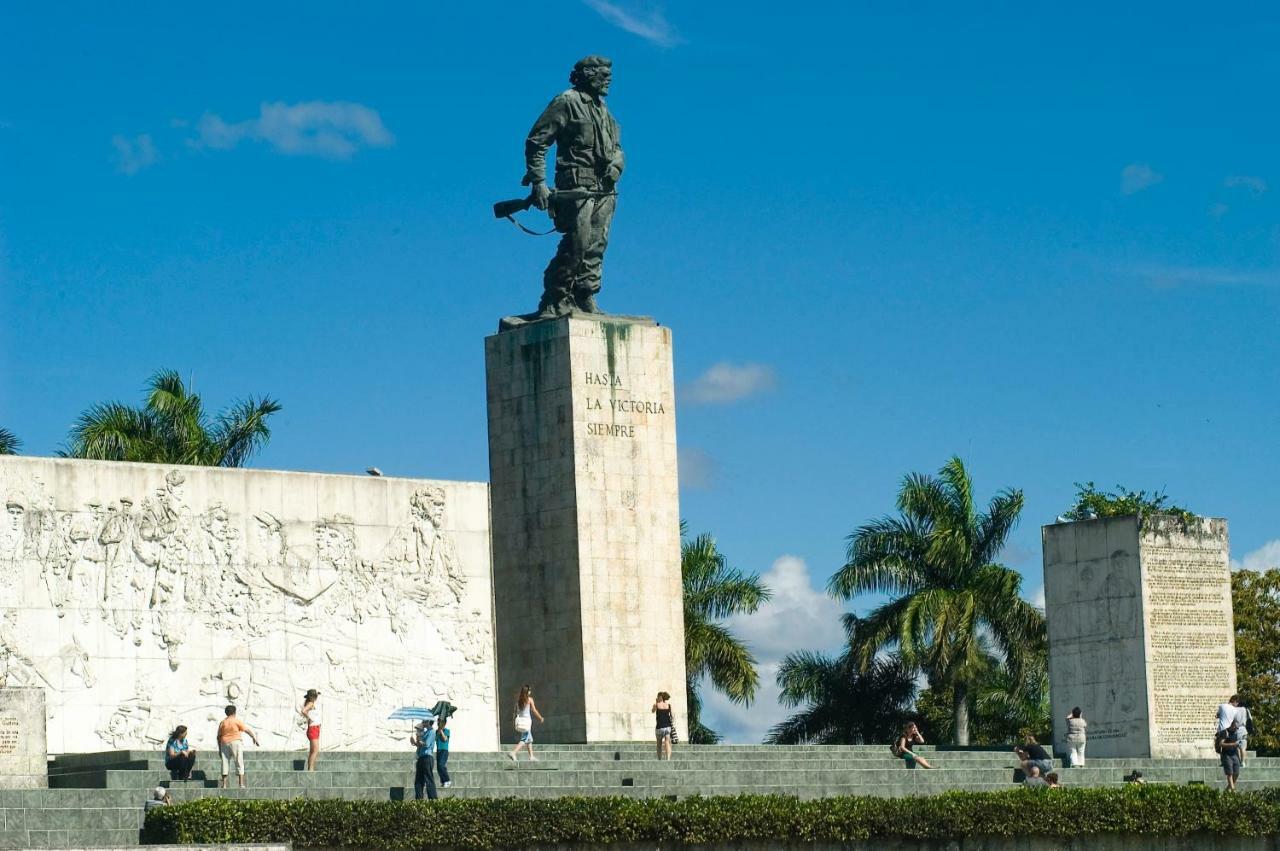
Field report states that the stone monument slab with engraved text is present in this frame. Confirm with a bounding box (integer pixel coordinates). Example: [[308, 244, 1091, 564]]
[[1043, 515, 1234, 759], [0, 688, 47, 788]]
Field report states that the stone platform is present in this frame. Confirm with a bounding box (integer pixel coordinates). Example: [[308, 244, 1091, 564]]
[[7, 745, 1280, 848]]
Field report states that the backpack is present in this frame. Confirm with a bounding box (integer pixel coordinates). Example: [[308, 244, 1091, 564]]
[[1214, 731, 1226, 754], [890, 739, 902, 757], [1245, 710, 1257, 738]]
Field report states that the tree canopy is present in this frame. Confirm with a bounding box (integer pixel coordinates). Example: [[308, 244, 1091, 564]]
[[60, 369, 282, 467], [1233, 567, 1280, 756], [829, 456, 1045, 745], [1061, 482, 1195, 523], [767, 614, 918, 744]]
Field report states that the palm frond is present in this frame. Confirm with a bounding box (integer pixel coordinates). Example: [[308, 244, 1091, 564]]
[[0, 428, 20, 455], [212, 396, 283, 467], [63, 402, 158, 461], [684, 618, 760, 704], [830, 516, 930, 599], [774, 650, 839, 708], [848, 595, 914, 670], [938, 456, 976, 529], [975, 488, 1026, 564]]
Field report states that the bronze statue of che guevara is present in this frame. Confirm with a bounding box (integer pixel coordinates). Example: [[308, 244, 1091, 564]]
[[502, 56, 624, 324]]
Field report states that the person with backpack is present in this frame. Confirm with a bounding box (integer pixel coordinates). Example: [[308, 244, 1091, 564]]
[[892, 722, 936, 769], [1216, 720, 1243, 791]]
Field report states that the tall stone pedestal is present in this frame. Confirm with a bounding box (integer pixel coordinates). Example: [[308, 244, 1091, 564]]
[[486, 316, 687, 743], [1043, 515, 1234, 759]]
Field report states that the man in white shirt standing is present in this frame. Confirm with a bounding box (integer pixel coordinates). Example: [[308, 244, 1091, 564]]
[[1217, 695, 1241, 731], [1217, 695, 1247, 764]]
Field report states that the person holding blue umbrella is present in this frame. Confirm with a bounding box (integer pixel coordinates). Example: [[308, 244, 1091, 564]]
[[410, 717, 438, 800]]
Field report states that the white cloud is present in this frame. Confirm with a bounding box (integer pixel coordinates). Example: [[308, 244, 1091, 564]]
[[678, 446, 718, 490], [1225, 175, 1268, 195], [112, 133, 158, 175], [192, 101, 394, 159], [1121, 162, 1163, 195], [701, 555, 845, 743], [1231, 539, 1280, 572], [582, 0, 680, 46], [1134, 264, 1280, 289], [682, 362, 777, 405], [1030, 584, 1046, 610]]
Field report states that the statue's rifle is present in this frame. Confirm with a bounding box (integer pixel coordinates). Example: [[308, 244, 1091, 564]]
[[492, 188, 611, 236]]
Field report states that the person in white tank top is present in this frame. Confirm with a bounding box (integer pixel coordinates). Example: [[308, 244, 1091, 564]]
[[510, 684, 545, 762]]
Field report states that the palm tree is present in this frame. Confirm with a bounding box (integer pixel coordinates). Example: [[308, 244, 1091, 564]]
[[767, 614, 918, 744], [915, 649, 1050, 744], [60, 369, 282, 467], [682, 527, 771, 743], [828, 456, 1044, 745], [0, 428, 19, 455]]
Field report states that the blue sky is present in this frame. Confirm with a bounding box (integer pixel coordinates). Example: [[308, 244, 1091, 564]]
[[2, 2, 1277, 742]]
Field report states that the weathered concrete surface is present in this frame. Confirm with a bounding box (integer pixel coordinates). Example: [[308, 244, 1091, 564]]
[[1044, 514, 1234, 759], [0, 456, 498, 754], [486, 316, 687, 743], [0, 688, 47, 788]]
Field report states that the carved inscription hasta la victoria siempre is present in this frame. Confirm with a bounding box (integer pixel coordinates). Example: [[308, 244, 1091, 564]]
[[582, 372, 668, 439]]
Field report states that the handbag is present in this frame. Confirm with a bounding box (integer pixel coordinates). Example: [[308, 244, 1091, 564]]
[[514, 714, 531, 734], [670, 714, 679, 745]]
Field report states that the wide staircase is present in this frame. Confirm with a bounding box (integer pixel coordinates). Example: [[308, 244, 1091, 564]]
[[3, 744, 1278, 848]]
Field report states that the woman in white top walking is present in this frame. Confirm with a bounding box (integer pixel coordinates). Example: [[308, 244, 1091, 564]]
[[1065, 706, 1087, 767], [299, 689, 321, 771], [510, 684, 544, 762]]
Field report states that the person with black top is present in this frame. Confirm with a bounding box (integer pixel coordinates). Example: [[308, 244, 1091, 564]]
[[1218, 720, 1243, 791], [892, 722, 936, 769], [1015, 735, 1053, 777], [652, 691, 674, 760]]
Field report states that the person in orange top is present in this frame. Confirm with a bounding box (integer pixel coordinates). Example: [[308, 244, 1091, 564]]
[[216, 704, 260, 788]]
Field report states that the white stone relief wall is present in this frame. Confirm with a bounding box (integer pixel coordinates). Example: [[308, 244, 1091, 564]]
[[0, 457, 498, 753]]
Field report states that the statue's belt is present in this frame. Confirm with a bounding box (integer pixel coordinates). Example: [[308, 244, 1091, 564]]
[[505, 189, 616, 236]]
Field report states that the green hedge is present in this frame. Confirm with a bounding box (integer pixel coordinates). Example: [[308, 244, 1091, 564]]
[[144, 786, 1280, 850]]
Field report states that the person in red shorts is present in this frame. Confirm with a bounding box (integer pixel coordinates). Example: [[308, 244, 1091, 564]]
[[299, 689, 321, 771]]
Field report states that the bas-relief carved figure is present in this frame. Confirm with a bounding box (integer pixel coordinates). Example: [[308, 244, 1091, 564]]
[[497, 56, 625, 330], [0, 469, 494, 752]]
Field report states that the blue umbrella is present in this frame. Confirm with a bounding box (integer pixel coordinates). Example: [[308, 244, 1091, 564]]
[[388, 706, 436, 721]]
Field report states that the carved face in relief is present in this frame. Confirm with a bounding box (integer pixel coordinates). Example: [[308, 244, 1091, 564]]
[[314, 521, 353, 566], [204, 505, 231, 541], [4, 502, 23, 533], [411, 488, 446, 528]]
